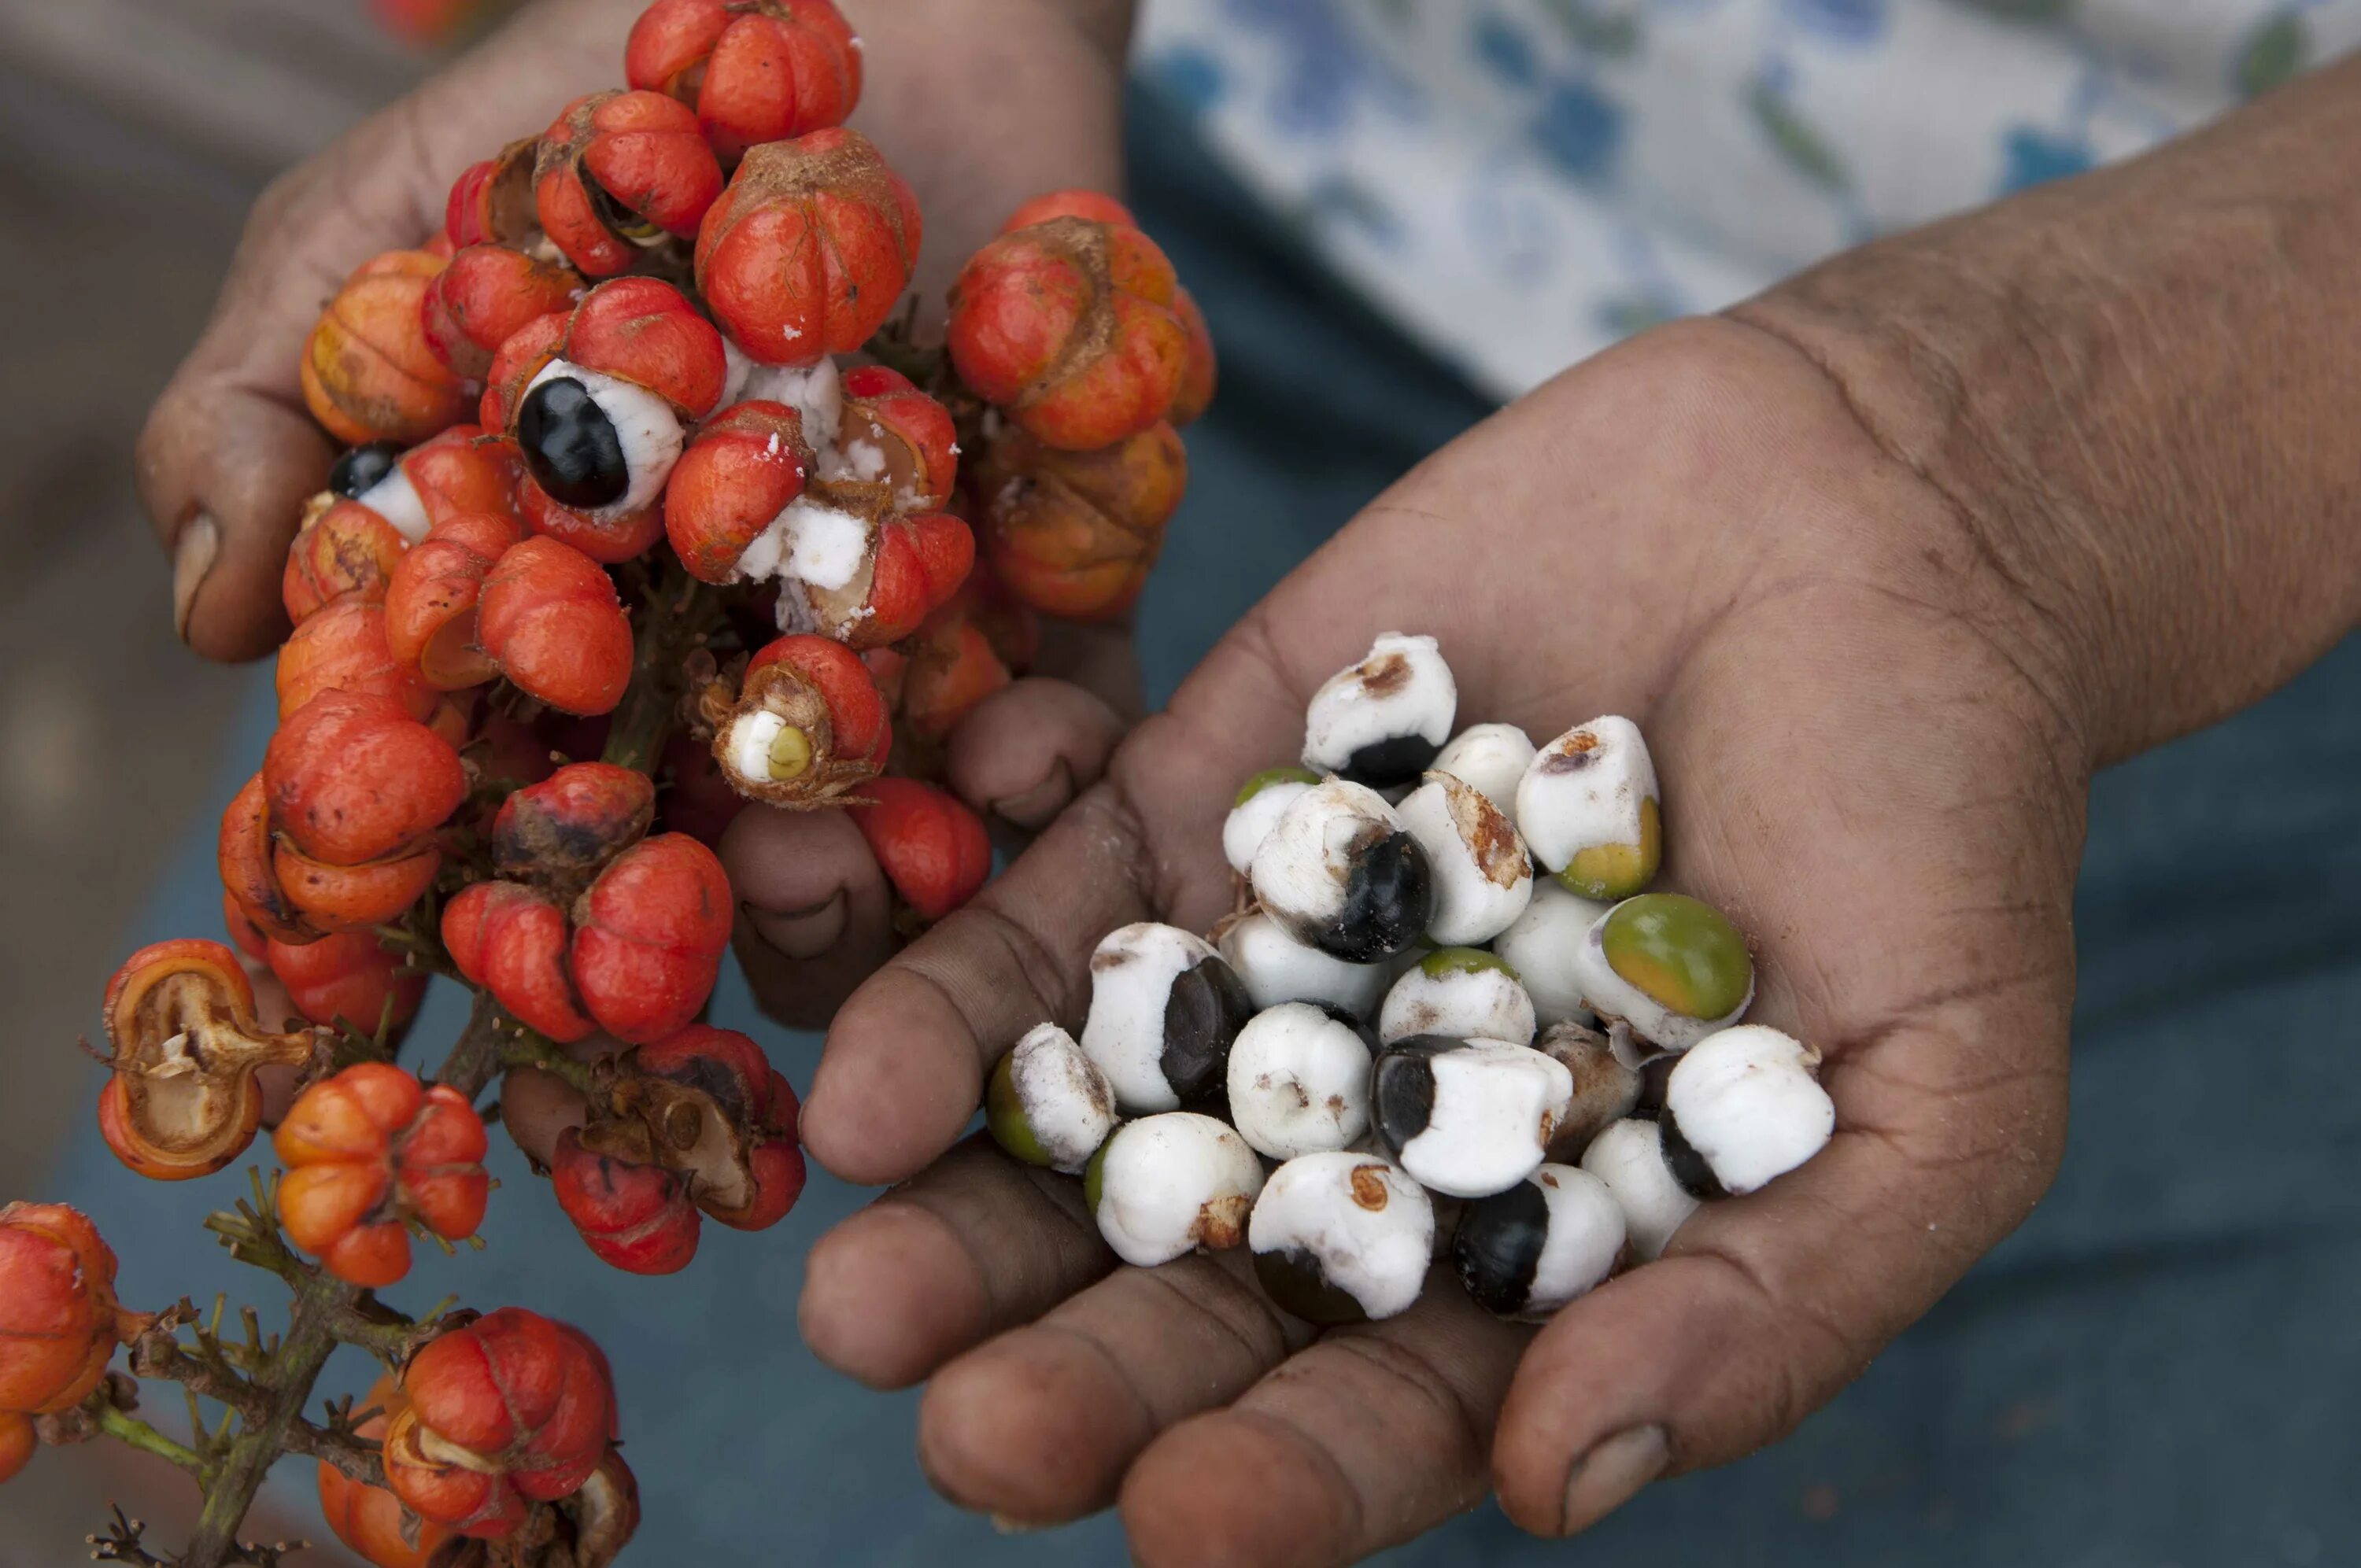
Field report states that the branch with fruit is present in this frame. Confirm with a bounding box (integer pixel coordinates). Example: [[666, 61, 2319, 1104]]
[[6, 4, 1213, 1562]]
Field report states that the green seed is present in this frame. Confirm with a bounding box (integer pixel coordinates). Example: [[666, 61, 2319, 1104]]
[[1418, 946, 1520, 983], [1599, 893, 1751, 1020], [1082, 1131, 1115, 1216], [1235, 766, 1321, 808], [985, 1053, 1053, 1168], [767, 724, 814, 781], [1556, 795, 1661, 901]]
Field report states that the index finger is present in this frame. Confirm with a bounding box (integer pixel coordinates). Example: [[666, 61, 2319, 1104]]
[[800, 631, 1307, 1183]]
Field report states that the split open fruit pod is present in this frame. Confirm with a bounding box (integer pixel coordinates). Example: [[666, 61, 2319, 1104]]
[[98, 939, 318, 1181]]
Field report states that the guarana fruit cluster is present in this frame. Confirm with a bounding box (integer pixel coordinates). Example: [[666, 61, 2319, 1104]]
[[988, 633, 1835, 1324], [20, 5, 1215, 1562]]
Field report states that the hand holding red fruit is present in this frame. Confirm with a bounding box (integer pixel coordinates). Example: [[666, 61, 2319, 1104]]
[[139, 0, 1125, 661], [109, 2, 1169, 1556]]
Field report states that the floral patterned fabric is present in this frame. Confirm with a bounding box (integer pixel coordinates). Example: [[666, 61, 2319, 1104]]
[[1136, 0, 2361, 397]]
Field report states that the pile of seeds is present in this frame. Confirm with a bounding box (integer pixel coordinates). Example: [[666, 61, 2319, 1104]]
[[987, 633, 1835, 1324]]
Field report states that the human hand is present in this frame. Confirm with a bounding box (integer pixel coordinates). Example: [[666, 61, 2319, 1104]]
[[138, 0, 1144, 1016], [789, 316, 2092, 1559]]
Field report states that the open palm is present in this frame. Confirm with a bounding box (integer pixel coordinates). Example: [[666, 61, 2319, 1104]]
[[791, 317, 2084, 1561]]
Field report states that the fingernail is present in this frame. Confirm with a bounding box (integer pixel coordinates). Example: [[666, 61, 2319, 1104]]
[[988, 761, 1073, 829], [1559, 1424, 1668, 1536], [745, 891, 846, 961], [172, 513, 220, 642]]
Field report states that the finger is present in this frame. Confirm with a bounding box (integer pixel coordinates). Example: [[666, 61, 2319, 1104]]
[[1118, 1274, 1530, 1567], [1029, 619, 1143, 721], [721, 806, 896, 1031], [920, 1251, 1302, 1526], [799, 784, 1158, 1182], [800, 1135, 1117, 1388], [138, 120, 438, 662], [1475, 560, 2081, 1537], [806, 628, 1306, 1184], [138, 2, 621, 659], [498, 1035, 623, 1168], [1489, 1017, 2066, 1537], [944, 677, 1124, 830]]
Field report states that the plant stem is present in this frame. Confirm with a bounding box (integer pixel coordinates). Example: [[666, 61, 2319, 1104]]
[[603, 556, 717, 776], [180, 1268, 353, 1568], [499, 1028, 603, 1098], [94, 1404, 202, 1473], [431, 990, 506, 1101]]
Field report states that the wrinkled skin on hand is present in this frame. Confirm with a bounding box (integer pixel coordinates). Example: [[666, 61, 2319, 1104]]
[[790, 320, 2088, 1563]]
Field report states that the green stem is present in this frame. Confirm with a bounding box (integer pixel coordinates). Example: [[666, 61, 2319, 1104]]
[[179, 1271, 353, 1568], [94, 1404, 202, 1473], [499, 1028, 602, 1099]]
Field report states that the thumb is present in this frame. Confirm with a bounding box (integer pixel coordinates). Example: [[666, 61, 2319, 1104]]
[[135, 131, 427, 660], [137, 0, 629, 660], [800, 615, 1308, 1182]]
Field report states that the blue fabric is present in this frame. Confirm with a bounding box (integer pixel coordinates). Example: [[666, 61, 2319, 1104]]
[[43, 90, 2360, 1564]]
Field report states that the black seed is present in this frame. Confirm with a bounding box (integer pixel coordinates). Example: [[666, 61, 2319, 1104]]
[[1308, 1002, 1381, 1052], [328, 441, 402, 498], [1657, 1110, 1724, 1200], [518, 377, 630, 508], [1338, 732, 1441, 790], [1252, 1245, 1369, 1326], [648, 1049, 752, 1127], [1310, 830, 1432, 962], [1635, 1053, 1678, 1119], [1161, 956, 1254, 1111], [1452, 1179, 1550, 1317], [585, 168, 666, 245], [1369, 1035, 1454, 1157]]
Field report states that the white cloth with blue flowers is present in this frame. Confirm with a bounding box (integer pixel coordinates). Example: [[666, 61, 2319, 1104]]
[[1136, 0, 2361, 397]]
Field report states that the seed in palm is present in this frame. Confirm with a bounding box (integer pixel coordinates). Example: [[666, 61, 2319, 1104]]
[[1452, 1163, 1626, 1319], [1659, 1025, 1833, 1197], [1369, 1035, 1574, 1198], [1299, 633, 1457, 788], [1250, 1152, 1435, 1325], [1078, 923, 1254, 1114], [1378, 948, 1535, 1047], [1249, 778, 1434, 963]]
